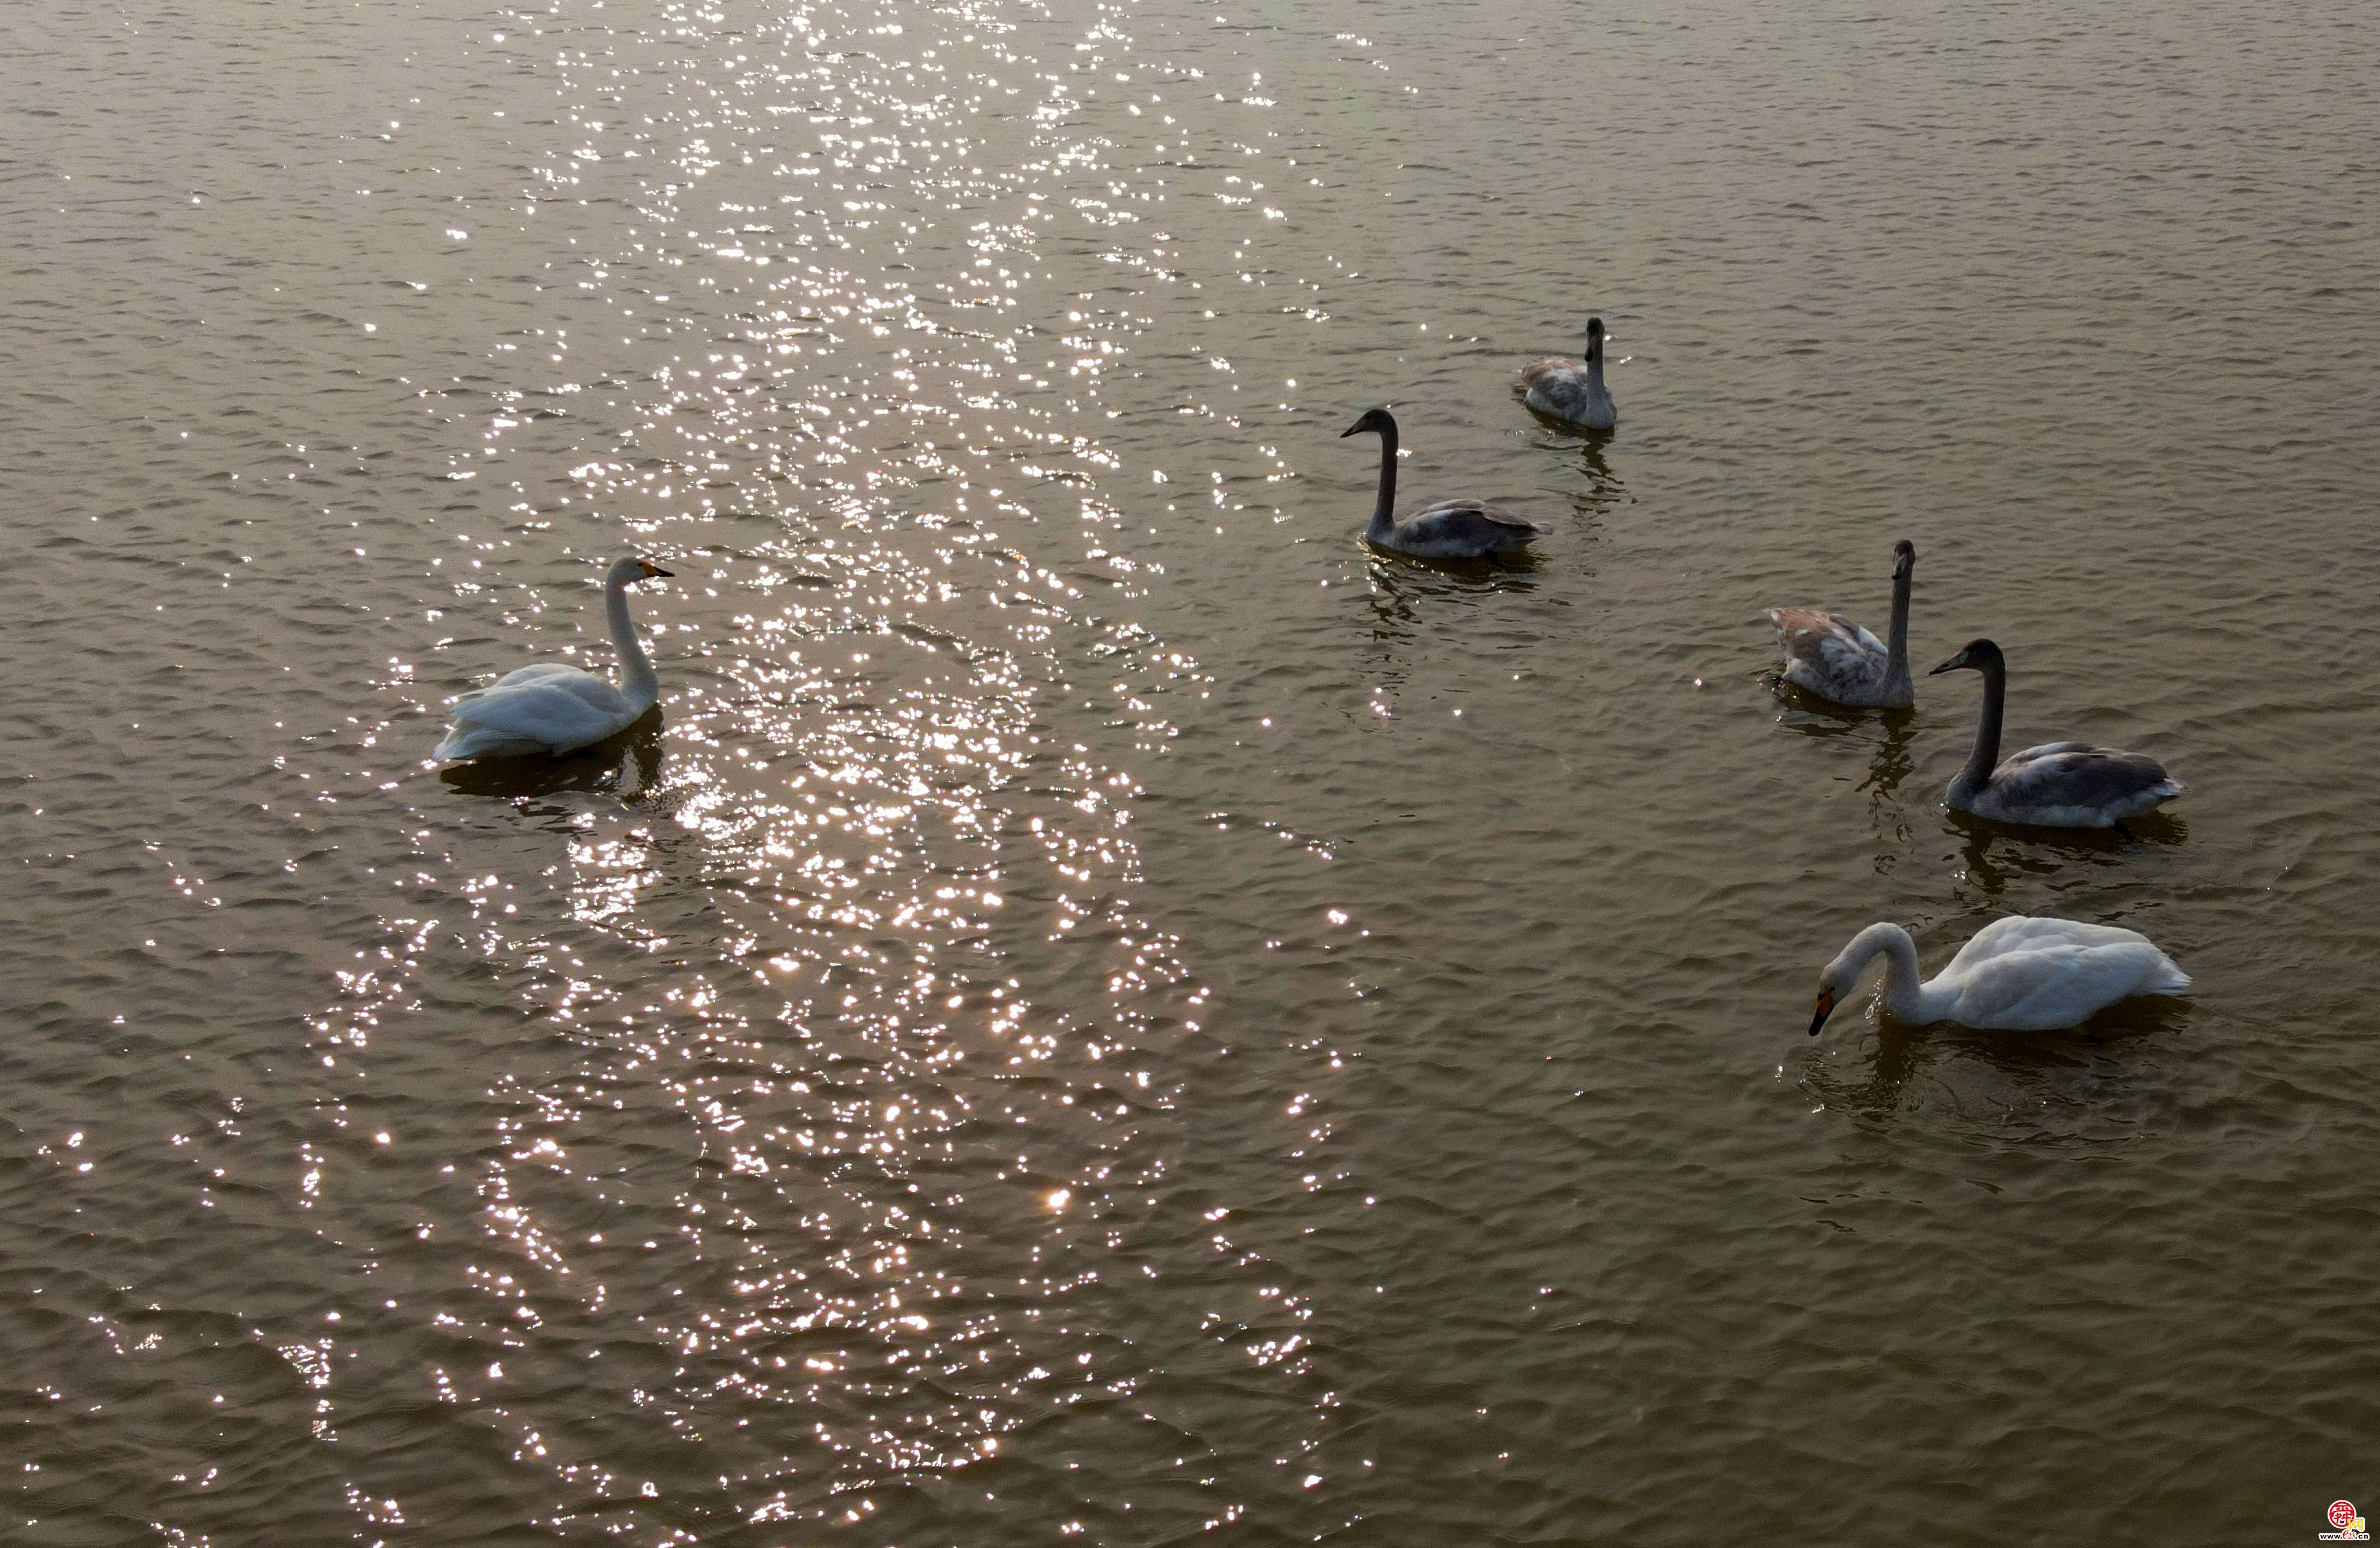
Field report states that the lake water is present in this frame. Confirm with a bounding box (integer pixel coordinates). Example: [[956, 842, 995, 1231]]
[[7, 0, 2379, 1541]]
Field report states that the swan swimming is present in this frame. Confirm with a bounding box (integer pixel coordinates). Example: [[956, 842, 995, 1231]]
[[1519, 316, 1617, 430], [1767, 539, 1916, 708], [1342, 407, 1542, 558], [1808, 916, 2189, 1035], [1928, 638, 2183, 828], [434, 555, 673, 761]]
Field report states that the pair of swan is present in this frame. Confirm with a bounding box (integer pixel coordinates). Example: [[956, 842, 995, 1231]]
[[1337, 315, 1618, 560], [1769, 541, 2183, 830], [433, 555, 673, 761], [1777, 541, 2192, 1033]]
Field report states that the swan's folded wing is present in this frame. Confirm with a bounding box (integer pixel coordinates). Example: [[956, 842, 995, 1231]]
[[444, 678, 633, 751], [462, 662, 598, 704], [1405, 499, 1542, 539], [1941, 938, 2181, 1028], [1997, 740, 2091, 764], [1951, 914, 2152, 970], [1990, 743, 2183, 807], [1520, 358, 1583, 392], [1767, 608, 1885, 679]]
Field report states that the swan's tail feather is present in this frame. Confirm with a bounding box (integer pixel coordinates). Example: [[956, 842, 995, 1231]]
[[2147, 958, 2192, 996]]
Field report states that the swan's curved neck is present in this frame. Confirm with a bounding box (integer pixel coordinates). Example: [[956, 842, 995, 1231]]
[[1366, 424, 1398, 540], [1884, 567, 1913, 688], [1583, 339, 1605, 390], [1953, 658, 2005, 800], [1847, 923, 1933, 1022], [607, 574, 660, 711]]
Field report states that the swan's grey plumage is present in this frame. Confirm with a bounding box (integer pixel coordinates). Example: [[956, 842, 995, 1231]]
[[1342, 407, 1541, 558], [1927, 638, 2183, 827], [1519, 315, 1617, 430], [434, 556, 673, 761], [1768, 539, 1916, 708]]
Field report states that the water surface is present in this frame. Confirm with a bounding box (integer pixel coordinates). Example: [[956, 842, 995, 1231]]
[[7, 0, 2379, 1542]]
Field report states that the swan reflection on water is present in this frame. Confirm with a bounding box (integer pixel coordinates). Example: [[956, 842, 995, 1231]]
[[1770, 691, 1920, 841], [1519, 418, 1627, 521], [1362, 547, 1544, 660], [435, 711, 667, 803], [1799, 987, 2193, 1142], [1951, 805, 2187, 899]]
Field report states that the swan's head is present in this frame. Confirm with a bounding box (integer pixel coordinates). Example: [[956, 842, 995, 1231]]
[[1808, 949, 1855, 1035], [1892, 538, 1915, 579], [1340, 407, 1397, 440], [1809, 923, 1901, 1035], [1584, 315, 1605, 361], [1928, 636, 2003, 677], [608, 555, 675, 586]]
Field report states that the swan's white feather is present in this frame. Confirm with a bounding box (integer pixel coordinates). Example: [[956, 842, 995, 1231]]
[[435, 557, 666, 761], [1928, 917, 2191, 1030], [435, 676, 638, 760], [461, 660, 586, 698], [1820, 916, 2188, 1035]]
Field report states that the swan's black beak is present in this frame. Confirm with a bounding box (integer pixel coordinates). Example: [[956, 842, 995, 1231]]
[[1808, 989, 1837, 1037], [649, 565, 675, 578], [1340, 423, 1361, 438], [1927, 653, 1963, 676]]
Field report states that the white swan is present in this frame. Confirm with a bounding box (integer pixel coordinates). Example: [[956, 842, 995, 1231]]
[[1928, 639, 2183, 827], [1767, 539, 1916, 708], [1519, 316, 1617, 430], [434, 556, 673, 761], [1808, 916, 2189, 1035], [1343, 407, 1542, 558]]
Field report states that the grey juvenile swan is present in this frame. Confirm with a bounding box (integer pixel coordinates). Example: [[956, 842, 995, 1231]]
[[1928, 638, 2183, 828], [1519, 316, 1617, 430], [1767, 540, 1917, 708], [1342, 407, 1542, 558]]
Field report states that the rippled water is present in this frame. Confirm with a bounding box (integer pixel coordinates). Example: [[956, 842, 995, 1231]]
[[8, 0, 2380, 1541]]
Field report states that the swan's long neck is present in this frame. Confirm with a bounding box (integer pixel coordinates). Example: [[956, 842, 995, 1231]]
[[1366, 424, 1399, 541], [1848, 923, 1934, 1023], [1584, 338, 1606, 396], [607, 573, 660, 711], [1952, 658, 2005, 800], [1884, 567, 1913, 689]]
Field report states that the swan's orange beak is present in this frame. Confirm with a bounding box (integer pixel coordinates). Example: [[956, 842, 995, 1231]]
[[639, 561, 674, 579], [1808, 988, 1837, 1037]]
